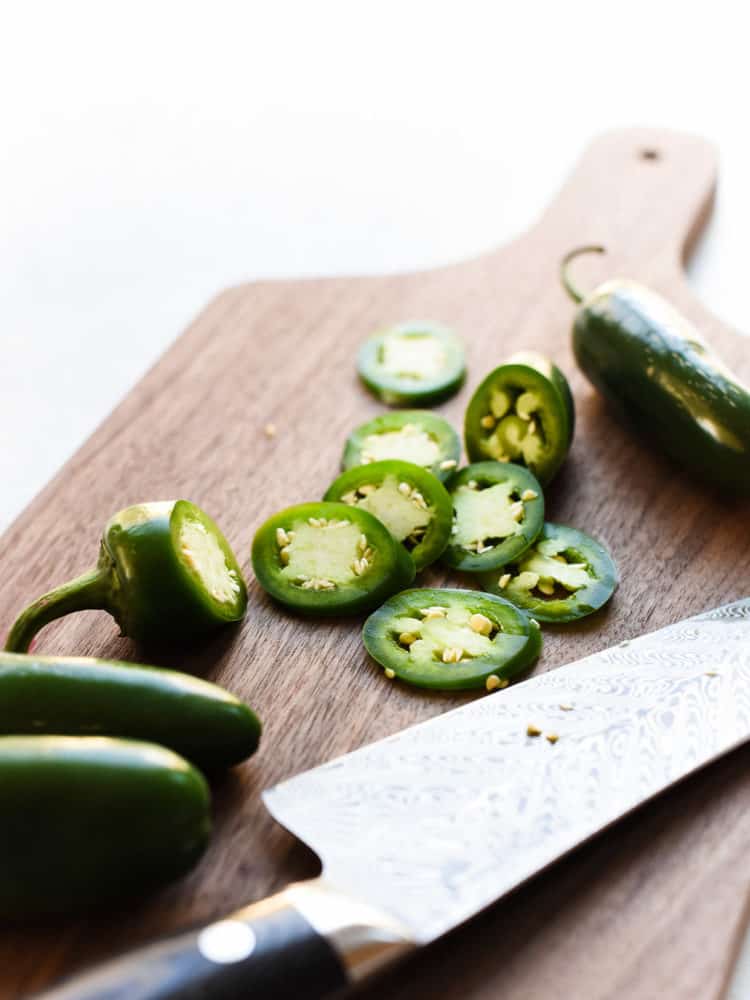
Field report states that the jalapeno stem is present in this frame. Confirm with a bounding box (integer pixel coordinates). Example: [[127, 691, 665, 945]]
[[560, 245, 606, 304], [4, 567, 112, 652]]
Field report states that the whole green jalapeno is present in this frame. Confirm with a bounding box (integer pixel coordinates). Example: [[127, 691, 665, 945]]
[[562, 245, 750, 495], [4, 500, 247, 652]]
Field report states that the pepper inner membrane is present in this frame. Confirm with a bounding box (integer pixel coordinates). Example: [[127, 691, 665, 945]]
[[341, 475, 432, 552], [177, 517, 243, 605], [480, 384, 547, 466], [277, 518, 373, 591], [452, 480, 527, 553], [377, 332, 447, 382], [390, 604, 502, 665], [359, 425, 441, 468], [501, 537, 592, 600]]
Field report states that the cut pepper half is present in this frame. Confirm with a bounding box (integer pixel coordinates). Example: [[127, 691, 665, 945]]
[[342, 410, 461, 482], [363, 588, 542, 690], [4, 500, 247, 653], [324, 460, 453, 572], [357, 321, 466, 406], [479, 522, 618, 623], [464, 352, 574, 484], [251, 502, 415, 616], [441, 461, 544, 572]]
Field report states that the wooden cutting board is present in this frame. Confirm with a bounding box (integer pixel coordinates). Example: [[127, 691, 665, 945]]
[[1, 128, 749, 1000]]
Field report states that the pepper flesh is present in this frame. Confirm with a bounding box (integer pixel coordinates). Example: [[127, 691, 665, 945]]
[[4, 501, 247, 653]]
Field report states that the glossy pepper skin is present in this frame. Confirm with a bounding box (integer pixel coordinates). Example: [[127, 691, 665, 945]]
[[4, 500, 248, 653], [0, 736, 211, 919], [0, 652, 261, 771], [563, 246, 750, 495]]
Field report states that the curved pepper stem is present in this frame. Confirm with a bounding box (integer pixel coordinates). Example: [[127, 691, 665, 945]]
[[560, 245, 606, 304], [4, 568, 112, 653]]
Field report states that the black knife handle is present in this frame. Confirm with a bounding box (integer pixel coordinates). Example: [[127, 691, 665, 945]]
[[34, 880, 413, 1000]]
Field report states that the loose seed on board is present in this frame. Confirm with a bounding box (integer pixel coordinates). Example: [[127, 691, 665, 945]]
[[384, 668, 396, 679], [559, 704, 574, 711], [526, 724, 542, 738], [485, 674, 501, 692], [264, 423, 277, 438], [546, 733, 559, 744]]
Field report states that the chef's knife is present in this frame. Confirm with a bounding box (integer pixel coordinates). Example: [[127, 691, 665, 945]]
[[38, 599, 750, 1000]]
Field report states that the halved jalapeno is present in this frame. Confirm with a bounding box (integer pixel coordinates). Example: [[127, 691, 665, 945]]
[[357, 322, 466, 406], [363, 588, 542, 690], [324, 460, 452, 572], [342, 410, 461, 482], [251, 502, 415, 616], [479, 523, 618, 623], [441, 461, 544, 572], [464, 352, 574, 485]]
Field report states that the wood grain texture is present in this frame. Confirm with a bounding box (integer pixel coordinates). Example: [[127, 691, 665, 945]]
[[1, 128, 749, 999]]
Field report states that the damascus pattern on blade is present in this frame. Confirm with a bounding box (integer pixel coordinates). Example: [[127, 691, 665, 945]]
[[264, 600, 750, 943]]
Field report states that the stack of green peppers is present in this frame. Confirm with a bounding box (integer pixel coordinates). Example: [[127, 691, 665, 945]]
[[1, 500, 259, 919]]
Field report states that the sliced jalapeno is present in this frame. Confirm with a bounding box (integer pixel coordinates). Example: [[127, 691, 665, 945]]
[[251, 502, 415, 616], [441, 461, 544, 572], [479, 522, 618, 623], [357, 321, 466, 406], [363, 588, 542, 690], [342, 410, 461, 482], [324, 460, 452, 572], [5, 501, 247, 653], [464, 352, 574, 484]]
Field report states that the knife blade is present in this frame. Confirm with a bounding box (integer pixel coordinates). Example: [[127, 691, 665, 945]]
[[38, 599, 750, 1000]]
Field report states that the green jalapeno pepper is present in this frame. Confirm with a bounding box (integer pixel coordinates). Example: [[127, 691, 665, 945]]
[[4, 500, 247, 653], [342, 410, 461, 482], [357, 321, 466, 406], [479, 522, 618, 623], [441, 461, 544, 572], [0, 652, 261, 770], [252, 501, 415, 615], [363, 588, 542, 690], [0, 735, 211, 918], [324, 460, 453, 571], [464, 352, 574, 485], [562, 245, 750, 495]]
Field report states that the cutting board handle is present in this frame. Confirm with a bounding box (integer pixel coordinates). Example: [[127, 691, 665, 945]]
[[515, 128, 718, 301], [33, 878, 414, 999]]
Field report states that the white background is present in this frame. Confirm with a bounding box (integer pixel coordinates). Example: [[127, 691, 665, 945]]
[[1, 1, 749, 992]]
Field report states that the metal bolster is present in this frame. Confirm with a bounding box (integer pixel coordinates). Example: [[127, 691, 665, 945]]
[[282, 877, 416, 982]]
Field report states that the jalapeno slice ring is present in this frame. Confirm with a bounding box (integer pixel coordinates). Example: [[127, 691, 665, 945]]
[[464, 352, 574, 485], [324, 460, 452, 572], [342, 410, 461, 482], [441, 461, 544, 572], [357, 322, 466, 406], [363, 588, 542, 690], [479, 522, 618, 623], [251, 502, 415, 616]]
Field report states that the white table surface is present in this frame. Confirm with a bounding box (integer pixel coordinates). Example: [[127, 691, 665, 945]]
[[1, 2, 749, 995]]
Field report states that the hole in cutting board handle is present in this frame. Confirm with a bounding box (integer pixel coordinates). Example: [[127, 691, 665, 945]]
[[638, 147, 661, 162]]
